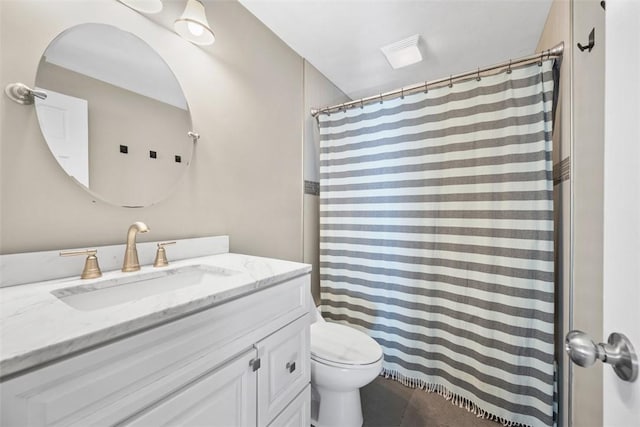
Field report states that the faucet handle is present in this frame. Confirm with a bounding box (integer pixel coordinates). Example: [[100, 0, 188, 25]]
[[153, 242, 176, 268], [60, 249, 102, 279]]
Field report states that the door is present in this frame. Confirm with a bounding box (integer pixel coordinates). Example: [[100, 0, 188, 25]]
[[34, 88, 89, 187], [602, 0, 640, 424], [123, 349, 258, 427]]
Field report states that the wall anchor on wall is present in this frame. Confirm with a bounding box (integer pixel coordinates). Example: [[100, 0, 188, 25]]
[[4, 83, 47, 105], [577, 28, 595, 52], [187, 131, 200, 143]]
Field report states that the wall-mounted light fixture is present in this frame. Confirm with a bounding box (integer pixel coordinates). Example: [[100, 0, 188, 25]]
[[174, 0, 215, 46], [117, 0, 163, 14]]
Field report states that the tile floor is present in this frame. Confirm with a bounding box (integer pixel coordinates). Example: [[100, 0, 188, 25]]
[[361, 377, 501, 427]]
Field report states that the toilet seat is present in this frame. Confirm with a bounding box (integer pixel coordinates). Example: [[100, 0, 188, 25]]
[[311, 323, 383, 367]]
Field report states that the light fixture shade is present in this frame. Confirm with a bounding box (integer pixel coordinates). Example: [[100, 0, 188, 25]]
[[174, 0, 215, 46], [117, 0, 163, 14]]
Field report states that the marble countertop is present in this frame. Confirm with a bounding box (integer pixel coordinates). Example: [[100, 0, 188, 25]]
[[0, 253, 311, 379]]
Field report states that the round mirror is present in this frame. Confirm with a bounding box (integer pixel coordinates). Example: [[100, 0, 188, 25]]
[[34, 23, 193, 207]]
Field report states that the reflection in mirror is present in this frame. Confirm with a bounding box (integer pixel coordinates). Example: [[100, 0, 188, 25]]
[[35, 23, 193, 207]]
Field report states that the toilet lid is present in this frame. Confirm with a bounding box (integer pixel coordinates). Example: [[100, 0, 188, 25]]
[[311, 322, 383, 366]]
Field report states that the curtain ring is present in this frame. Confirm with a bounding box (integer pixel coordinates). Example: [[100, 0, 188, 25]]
[[360, 99, 364, 109], [424, 81, 428, 94], [507, 59, 512, 74], [448, 75, 453, 88], [538, 52, 543, 66], [401, 88, 404, 99], [476, 67, 481, 81], [379, 94, 383, 104]]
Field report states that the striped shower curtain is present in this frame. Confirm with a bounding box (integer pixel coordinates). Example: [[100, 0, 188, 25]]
[[319, 61, 555, 427]]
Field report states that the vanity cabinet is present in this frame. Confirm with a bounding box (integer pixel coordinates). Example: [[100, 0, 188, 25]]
[[0, 274, 311, 427]]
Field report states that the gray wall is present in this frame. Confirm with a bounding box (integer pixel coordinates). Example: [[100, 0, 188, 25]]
[[0, 0, 339, 265], [570, 0, 606, 425]]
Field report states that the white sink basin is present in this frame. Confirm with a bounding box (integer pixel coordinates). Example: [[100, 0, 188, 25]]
[[51, 265, 239, 311]]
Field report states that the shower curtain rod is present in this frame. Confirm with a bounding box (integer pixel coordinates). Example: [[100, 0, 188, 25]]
[[310, 42, 564, 117]]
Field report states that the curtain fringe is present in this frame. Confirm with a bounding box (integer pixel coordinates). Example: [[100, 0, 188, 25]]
[[381, 368, 531, 427]]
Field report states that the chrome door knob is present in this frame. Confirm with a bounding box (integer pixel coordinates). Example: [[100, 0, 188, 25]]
[[565, 330, 638, 382], [565, 330, 601, 367]]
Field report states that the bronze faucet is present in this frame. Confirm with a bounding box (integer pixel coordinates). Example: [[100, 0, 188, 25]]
[[122, 222, 150, 272]]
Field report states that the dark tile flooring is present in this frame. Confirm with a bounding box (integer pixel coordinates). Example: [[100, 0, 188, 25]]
[[361, 377, 501, 427]]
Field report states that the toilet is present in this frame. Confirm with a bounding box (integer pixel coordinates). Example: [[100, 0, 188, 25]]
[[310, 307, 383, 427]]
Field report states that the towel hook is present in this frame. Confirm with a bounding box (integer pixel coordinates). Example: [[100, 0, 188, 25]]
[[577, 28, 596, 53]]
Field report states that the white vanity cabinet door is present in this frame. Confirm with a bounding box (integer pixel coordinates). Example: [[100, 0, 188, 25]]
[[257, 314, 310, 426], [123, 349, 258, 427], [267, 385, 310, 427]]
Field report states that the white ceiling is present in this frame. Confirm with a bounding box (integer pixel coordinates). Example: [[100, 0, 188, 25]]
[[237, 0, 554, 100]]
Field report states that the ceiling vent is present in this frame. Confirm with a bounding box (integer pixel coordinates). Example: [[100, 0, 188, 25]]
[[381, 35, 423, 69]]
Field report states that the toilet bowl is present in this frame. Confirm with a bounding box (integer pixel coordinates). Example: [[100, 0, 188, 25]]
[[310, 309, 383, 427]]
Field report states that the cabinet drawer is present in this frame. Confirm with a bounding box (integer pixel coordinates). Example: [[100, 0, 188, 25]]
[[268, 384, 310, 427], [257, 315, 310, 426], [123, 349, 258, 427]]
